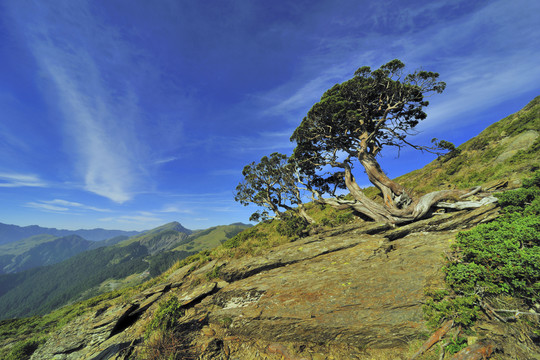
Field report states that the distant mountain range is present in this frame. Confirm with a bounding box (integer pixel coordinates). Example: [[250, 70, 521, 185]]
[[0, 222, 141, 245], [0, 234, 129, 274], [0, 221, 250, 319]]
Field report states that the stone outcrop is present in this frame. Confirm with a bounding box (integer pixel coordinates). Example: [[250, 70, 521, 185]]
[[31, 203, 538, 360]]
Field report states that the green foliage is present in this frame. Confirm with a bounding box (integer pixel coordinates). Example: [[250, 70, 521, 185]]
[[146, 296, 184, 337], [523, 170, 540, 188], [234, 152, 306, 222], [423, 289, 479, 328], [3, 336, 45, 360], [424, 171, 540, 329], [276, 215, 309, 238], [432, 138, 461, 162], [445, 336, 468, 354], [205, 264, 224, 280], [291, 59, 445, 197]]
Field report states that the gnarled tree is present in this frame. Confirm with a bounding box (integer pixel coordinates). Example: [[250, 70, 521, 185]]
[[291, 59, 485, 224]]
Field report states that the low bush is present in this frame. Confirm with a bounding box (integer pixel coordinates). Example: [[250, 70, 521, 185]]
[[424, 171, 540, 329], [276, 215, 309, 238], [3, 337, 44, 360], [146, 296, 184, 337]]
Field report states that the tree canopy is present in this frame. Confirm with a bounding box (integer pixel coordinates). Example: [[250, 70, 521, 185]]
[[234, 152, 313, 223]]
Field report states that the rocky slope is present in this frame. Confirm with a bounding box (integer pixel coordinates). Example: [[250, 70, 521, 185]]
[[30, 202, 535, 360]]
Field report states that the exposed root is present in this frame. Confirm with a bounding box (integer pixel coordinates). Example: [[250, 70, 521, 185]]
[[409, 320, 453, 360]]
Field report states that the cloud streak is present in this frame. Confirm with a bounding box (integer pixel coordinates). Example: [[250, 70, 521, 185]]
[[26, 199, 112, 213], [10, 1, 150, 203], [26, 202, 69, 212], [0, 173, 47, 188]]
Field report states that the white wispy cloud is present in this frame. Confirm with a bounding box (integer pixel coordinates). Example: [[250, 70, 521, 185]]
[[257, 0, 540, 137], [0, 173, 47, 188], [154, 157, 180, 165], [158, 205, 193, 214], [26, 199, 112, 213], [42, 199, 112, 212], [26, 202, 69, 212], [10, 1, 151, 203]]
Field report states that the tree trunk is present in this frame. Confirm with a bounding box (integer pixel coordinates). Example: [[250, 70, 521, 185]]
[[323, 158, 488, 224], [339, 164, 396, 223], [358, 152, 411, 208], [298, 205, 316, 224]]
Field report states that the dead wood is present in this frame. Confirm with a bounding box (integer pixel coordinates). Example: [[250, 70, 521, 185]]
[[409, 320, 453, 360]]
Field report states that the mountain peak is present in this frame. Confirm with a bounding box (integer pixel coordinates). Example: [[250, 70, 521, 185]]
[[143, 221, 192, 236]]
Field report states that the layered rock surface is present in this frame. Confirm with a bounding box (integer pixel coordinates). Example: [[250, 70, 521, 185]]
[[31, 204, 506, 360]]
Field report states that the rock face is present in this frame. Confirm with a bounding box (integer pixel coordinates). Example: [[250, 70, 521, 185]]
[[211, 231, 450, 348], [32, 204, 515, 360]]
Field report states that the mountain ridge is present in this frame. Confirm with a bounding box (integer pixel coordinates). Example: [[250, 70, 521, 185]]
[[0, 222, 141, 245]]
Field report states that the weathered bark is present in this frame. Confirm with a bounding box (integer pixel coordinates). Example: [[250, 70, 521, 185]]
[[280, 203, 315, 224], [323, 159, 491, 224], [358, 152, 411, 208], [409, 320, 453, 360], [450, 342, 494, 360], [298, 205, 315, 224], [341, 165, 396, 222], [437, 196, 498, 210]]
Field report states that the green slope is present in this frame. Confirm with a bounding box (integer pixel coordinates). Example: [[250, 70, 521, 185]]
[[173, 223, 252, 253], [115, 221, 191, 254], [0, 235, 58, 256], [0, 234, 131, 274], [397, 95, 540, 194]]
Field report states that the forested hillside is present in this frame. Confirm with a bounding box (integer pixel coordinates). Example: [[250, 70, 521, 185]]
[[0, 234, 129, 274], [0, 222, 248, 320]]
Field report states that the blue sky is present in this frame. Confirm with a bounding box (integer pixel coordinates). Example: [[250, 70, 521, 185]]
[[0, 0, 539, 231]]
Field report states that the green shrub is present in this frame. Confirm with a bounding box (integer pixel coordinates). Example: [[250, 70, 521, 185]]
[[4, 337, 44, 360], [423, 289, 479, 328], [146, 296, 184, 337], [523, 170, 540, 188], [445, 336, 468, 354], [205, 264, 223, 280], [222, 228, 261, 249], [424, 171, 540, 329], [448, 215, 540, 301], [276, 215, 309, 238]]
